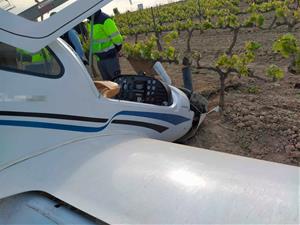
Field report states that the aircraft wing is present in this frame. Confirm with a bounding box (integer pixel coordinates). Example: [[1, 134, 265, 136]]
[[0, 0, 112, 52], [0, 134, 298, 224]]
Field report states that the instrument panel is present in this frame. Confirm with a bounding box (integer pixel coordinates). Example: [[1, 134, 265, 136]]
[[113, 75, 172, 106]]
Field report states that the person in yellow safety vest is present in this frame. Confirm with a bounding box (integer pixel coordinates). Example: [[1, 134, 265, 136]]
[[89, 10, 123, 81], [17, 48, 51, 73], [17, 49, 47, 63]]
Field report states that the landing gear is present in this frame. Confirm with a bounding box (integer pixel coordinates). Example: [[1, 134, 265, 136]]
[[177, 91, 208, 143], [190, 92, 208, 125]]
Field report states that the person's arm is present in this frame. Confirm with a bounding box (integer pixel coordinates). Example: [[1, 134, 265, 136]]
[[67, 29, 88, 64], [103, 18, 123, 51]]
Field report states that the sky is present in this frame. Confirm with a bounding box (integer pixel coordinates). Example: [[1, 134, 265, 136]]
[[102, 0, 179, 14], [6, 0, 77, 15], [5, 0, 179, 16]]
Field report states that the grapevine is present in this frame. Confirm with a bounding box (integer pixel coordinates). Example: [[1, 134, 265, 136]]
[[113, 0, 299, 110]]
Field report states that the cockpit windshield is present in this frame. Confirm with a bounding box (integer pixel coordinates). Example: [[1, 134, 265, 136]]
[[1, 0, 76, 21]]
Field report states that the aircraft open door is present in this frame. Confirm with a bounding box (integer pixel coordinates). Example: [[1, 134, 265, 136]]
[[0, 0, 112, 52]]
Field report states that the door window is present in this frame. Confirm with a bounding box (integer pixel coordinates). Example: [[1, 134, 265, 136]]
[[0, 42, 63, 78]]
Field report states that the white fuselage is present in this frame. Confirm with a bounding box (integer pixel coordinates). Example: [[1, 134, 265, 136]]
[[0, 39, 193, 170], [1, 1, 299, 224]]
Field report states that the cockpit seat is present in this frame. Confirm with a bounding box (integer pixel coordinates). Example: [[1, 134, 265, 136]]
[[94, 81, 120, 98]]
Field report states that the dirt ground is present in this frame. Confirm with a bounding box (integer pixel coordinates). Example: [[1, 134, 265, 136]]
[[119, 25, 300, 167]]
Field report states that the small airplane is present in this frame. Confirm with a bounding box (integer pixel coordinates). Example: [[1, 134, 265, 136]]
[[0, 0, 299, 224]]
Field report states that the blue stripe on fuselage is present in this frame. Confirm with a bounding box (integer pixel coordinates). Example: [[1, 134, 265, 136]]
[[117, 111, 190, 125], [0, 120, 108, 132], [0, 111, 190, 132]]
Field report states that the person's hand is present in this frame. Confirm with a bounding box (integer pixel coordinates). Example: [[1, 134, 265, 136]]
[[82, 57, 89, 65], [115, 44, 122, 52]]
